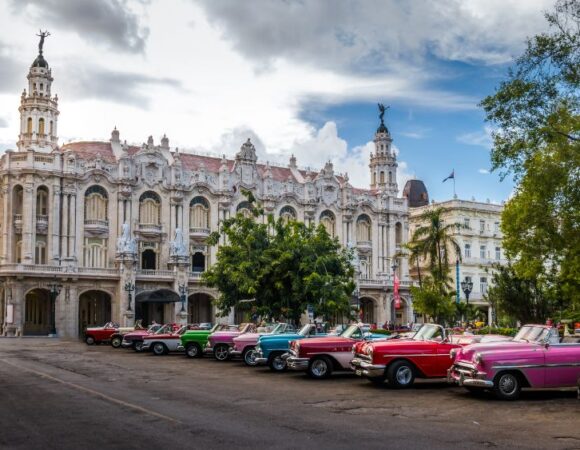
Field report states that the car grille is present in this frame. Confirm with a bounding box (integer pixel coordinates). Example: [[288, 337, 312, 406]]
[[355, 353, 372, 362], [454, 361, 476, 376]]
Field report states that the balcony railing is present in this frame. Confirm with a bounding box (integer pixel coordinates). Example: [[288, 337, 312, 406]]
[[138, 223, 162, 234], [356, 240, 372, 249], [189, 227, 211, 238], [135, 269, 175, 278], [84, 219, 109, 233]]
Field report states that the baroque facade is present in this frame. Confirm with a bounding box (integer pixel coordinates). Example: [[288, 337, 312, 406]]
[[0, 41, 412, 338], [407, 196, 506, 324]]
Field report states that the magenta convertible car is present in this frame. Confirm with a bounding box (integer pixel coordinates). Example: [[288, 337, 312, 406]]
[[448, 324, 580, 400]]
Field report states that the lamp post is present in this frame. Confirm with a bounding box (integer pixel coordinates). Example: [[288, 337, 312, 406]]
[[391, 261, 398, 328], [178, 283, 187, 313], [460, 278, 473, 305], [124, 281, 135, 311], [48, 276, 62, 336]]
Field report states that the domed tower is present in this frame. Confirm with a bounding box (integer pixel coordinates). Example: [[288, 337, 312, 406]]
[[369, 104, 397, 194], [17, 31, 59, 153]]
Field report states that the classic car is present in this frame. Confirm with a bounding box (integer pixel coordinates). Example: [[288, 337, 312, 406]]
[[84, 322, 134, 345], [204, 323, 257, 361], [254, 323, 330, 372], [230, 323, 297, 366], [179, 323, 238, 358], [448, 324, 580, 400], [350, 323, 511, 387], [284, 324, 387, 379], [142, 325, 193, 355], [121, 323, 178, 352]]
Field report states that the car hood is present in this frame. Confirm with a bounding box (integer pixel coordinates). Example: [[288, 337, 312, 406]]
[[457, 341, 539, 362], [143, 333, 178, 339], [123, 330, 149, 338], [298, 336, 354, 348], [259, 333, 302, 343], [183, 330, 211, 336]]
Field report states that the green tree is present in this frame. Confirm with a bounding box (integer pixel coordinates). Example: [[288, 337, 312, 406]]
[[203, 193, 355, 323], [485, 263, 555, 324], [481, 0, 580, 311], [410, 207, 463, 289], [410, 281, 456, 325]]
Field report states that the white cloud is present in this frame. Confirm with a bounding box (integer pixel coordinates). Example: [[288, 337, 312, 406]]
[[457, 126, 494, 148], [478, 168, 490, 174]]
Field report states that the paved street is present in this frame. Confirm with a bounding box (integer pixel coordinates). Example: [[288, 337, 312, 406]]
[[0, 339, 578, 450]]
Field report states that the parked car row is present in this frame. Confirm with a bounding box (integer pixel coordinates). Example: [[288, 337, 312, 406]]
[[85, 321, 580, 401]]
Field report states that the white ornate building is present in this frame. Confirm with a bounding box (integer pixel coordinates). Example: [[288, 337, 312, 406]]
[[0, 40, 412, 337]]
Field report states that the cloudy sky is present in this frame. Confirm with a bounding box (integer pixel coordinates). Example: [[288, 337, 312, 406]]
[[0, 0, 555, 202]]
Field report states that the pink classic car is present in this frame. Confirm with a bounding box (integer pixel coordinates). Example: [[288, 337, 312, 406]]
[[448, 324, 580, 400], [204, 323, 256, 361], [230, 323, 297, 366]]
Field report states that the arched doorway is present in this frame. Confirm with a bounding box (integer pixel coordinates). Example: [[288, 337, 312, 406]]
[[23, 289, 52, 336], [141, 249, 156, 269], [79, 290, 112, 336], [359, 297, 375, 325], [188, 293, 213, 323], [135, 289, 180, 325]]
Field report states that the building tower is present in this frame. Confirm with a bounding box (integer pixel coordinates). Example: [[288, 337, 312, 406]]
[[17, 30, 59, 153], [369, 104, 397, 194]]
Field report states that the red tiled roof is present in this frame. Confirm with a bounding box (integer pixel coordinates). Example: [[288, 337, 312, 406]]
[[60, 141, 116, 163]]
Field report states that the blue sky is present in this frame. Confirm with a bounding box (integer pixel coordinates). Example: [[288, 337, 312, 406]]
[[0, 0, 554, 203]]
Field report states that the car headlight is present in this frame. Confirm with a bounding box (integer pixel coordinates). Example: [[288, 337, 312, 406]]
[[450, 348, 459, 359], [366, 346, 373, 358], [294, 342, 300, 353], [474, 352, 484, 365]]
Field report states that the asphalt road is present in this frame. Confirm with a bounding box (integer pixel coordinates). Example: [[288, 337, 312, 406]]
[[0, 339, 578, 450]]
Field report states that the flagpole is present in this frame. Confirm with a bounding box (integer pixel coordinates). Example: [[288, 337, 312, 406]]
[[453, 169, 456, 198]]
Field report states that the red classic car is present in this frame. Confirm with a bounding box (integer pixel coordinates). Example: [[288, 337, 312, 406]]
[[350, 323, 510, 388], [84, 322, 134, 345], [284, 324, 389, 379]]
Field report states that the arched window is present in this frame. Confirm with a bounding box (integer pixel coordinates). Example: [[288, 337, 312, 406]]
[[388, 171, 393, 184], [141, 249, 156, 270], [280, 205, 296, 224], [85, 186, 108, 224], [13, 186, 23, 215], [36, 186, 49, 216], [38, 118, 45, 135], [190, 196, 210, 229], [465, 244, 471, 258], [380, 171, 385, 184], [319, 210, 335, 237], [49, 120, 53, 136], [236, 201, 252, 218], [191, 252, 205, 272], [15, 240, 23, 264], [83, 237, 108, 268], [356, 214, 372, 242], [35, 239, 47, 265], [139, 191, 161, 225], [372, 172, 376, 185], [395, 222, 403, 246], [27, 118, 33, 134]]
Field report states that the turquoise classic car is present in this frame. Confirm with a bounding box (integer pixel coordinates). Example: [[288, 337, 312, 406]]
[[254, 323, 329, 372]]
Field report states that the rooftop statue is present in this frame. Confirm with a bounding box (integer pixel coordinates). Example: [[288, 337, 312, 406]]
[[378, 103, 389, 125], [37, 30, 50, 55]]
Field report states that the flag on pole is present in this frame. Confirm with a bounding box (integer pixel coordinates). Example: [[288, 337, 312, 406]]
[[443, 170, 455, 183], [394, 273, 401, 309]]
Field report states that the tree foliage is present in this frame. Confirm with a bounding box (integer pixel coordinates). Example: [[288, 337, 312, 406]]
[[203, 192, 355, 323], [410, 281, 456, 325], [481, 0, 580, 312]]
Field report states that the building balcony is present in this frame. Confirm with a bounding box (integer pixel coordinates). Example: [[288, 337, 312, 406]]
[[189, 227, 211, 239], [357, 277, 414, 289], [0, 264, 120, 279], [138, 223, 162, 237], [356, 240, 372, 250], [36, 215, 48, 234], [135, 269, 175, 280], [13, 214, 22, 234], [84, 219, 109, 234]]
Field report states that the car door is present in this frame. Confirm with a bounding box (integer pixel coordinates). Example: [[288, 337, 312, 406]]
[[433, 341, 456, 376], [544, 344, 580, 387]]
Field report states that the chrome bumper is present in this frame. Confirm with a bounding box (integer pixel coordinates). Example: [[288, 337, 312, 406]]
[[229, 349, 242, 356], [350, 357, 386, 378], [177, 344, 184, 352], [447, 365, 493, 388], [121, 341, 134, 348], [285, 353, 309, 370], [254, 349, 267, 365], [203, 343, 214, 355], [141, 342, 152, 350]]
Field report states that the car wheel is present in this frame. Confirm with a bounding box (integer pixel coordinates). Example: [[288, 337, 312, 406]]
[[387, 360, 415, 388], [243, 348, 258, 366], [214, 344, 230, 361], [493, 372, 521, 400], [308, 356, 332, 379], [186, 343, 201, 358], [133, 341, 144, 352], [152, 342, 168, 356], [268, 352, 287, 372], [110, 336, 122, 348], [85, 335, 95, 345]]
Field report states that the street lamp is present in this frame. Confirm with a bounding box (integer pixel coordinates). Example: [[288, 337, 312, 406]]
[[124, 281, 135, 311], [47, 276, 62, 335], [391, 261, 398, 328], [178, 283, 187, 313], [461, 278, 474, 305]]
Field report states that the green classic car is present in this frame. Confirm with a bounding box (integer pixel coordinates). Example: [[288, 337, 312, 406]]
[[179, 323, 239, 358]]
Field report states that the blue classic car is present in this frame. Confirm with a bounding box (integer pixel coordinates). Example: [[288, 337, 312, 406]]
[[254, 323, 329, 372]]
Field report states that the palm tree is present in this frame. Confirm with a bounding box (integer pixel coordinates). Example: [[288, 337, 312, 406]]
[[400, 241, 423, 288], [410, 207, 463, 291]]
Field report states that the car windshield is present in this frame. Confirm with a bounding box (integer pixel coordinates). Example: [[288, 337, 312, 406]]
[[340, 325, 368, 339], [155, 324, 172, 334], [412, 324, 444, 341], [148, 324, 162, 333], [176, 326, 188, 335], [513, 326, 550, 343], [270, 323, 285, 334], [298, 325, 311, 336]]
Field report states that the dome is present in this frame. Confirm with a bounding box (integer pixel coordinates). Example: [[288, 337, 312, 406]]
[[403, 179, 429, 207], [31, 54, 49, 68], [376, 122, 389, 134]]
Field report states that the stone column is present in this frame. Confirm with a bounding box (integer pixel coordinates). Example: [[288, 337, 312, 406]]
[[50, 185, 61, 263], [60, 194, 69, 257], [22, 182, 35, 263], [1, 185, 10, 262], [69, 193, 77, 261]]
